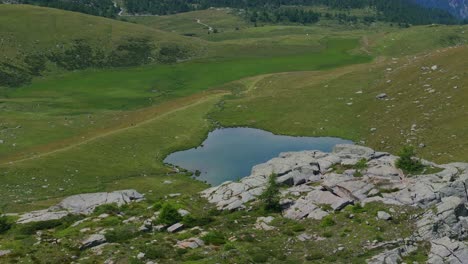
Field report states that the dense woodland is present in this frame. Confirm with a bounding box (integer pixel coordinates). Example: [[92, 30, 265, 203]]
[[4, 0, 463, 25], [123, 0, 461, 25], [17, 0, 118, 17]]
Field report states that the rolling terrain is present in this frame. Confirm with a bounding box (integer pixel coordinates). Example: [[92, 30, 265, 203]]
[[0, 4, 467, 264]]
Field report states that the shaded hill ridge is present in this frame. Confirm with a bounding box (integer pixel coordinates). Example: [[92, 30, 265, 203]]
[[413, 0, 468, 19]]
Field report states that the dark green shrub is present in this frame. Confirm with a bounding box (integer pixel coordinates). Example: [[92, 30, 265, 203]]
[[354, 158, 368, 170], [291, 223, 306, 232], [201, 231, 225, 245], [157, 44, 188, 63], [153, 201, 163, 211], [223, 242, 236, 251], [94, 203, 120, 215], [105, 226, 137, 243], [158, 203, 182, 225], [396, 146, 424, 174], [18, 219, 63, 235], [182, 214, 213, 227], [350, 203, 366, 213], [259, 174, 281, 212], [250, 251, 269, 263], [0, 214, 12, 234], [143, 244, 171, 259], [184, 253, 205, 261], [306, 252, 325, 260], [24, 53, 47, 76], [320, 216, 336, 227]]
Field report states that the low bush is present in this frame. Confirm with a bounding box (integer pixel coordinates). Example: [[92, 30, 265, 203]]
[[354, 158, 368, 170], [158, 203, 182, 225], [396, 146, 424, 174], [143, 244, 171, 259], [249, 251, 269, 263], [105, 226, 137, 243], [94, 203, 120, 215], [201, 231, 225, 245], [0, 214, 12, 234], [320, 216, 336, 227], [18, 219, 63, 235]]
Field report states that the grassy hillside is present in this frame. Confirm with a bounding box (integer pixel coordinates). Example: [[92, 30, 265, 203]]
[[0, 4, 198, 59], [125, 8, 250, 39], [212, 45, 468, 163], [0, 5, 206, 87]]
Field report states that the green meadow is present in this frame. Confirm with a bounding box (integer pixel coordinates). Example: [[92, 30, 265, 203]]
[[0, 38, 370, 159]]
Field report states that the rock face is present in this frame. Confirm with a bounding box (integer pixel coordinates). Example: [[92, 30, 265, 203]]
[[201, 144, 468, 264], [17, 190, 144, 224]]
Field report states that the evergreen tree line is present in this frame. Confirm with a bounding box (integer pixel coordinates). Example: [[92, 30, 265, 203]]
[[17, 0, 119, 18], [0, 38, 189, 88], [123, 0, 462, 25], [248, 8, 320, 24]]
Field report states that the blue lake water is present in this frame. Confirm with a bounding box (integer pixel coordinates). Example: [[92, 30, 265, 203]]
[[164, 127, 352, 186]]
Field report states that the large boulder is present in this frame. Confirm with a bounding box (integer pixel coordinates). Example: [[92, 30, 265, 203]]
[[80, 234, 106, 250], [56, 189, 144, 214], [17, 190, 144, 224], [17, 210, 70, 224]]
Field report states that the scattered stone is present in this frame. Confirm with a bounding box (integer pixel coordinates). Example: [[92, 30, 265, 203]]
[[136, 252, 145, 260], [376, 93, 388, 100], [167, 223, 184, 233], [0, 250, 11, 257], [177, 209, 190, 217], [80, 228, 91, 233], [377, 211, 392, 220], [255, 216, 275, 231], [169, 193, 181, 198], [176, 238, 204, 249], [297, 233, 312, 241], [98, 213, 109, 219]]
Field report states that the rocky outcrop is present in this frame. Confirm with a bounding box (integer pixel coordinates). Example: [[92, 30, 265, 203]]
[[428, 237, 468, 264], [201, 144, 468, 264], [17, 190, 144, 224], [80, 234, 107, 250]]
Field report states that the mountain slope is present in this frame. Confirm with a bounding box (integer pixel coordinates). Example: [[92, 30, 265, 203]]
[[413, 0, 468, 19]]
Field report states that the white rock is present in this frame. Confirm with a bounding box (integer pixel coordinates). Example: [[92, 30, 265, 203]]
[[136, 252, 145, 260], [167, 223, 184, 233], [377, 211, 392, 220]]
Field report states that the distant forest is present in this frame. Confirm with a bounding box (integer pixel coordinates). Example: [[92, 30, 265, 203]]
[[8, 0, 466, 25], [16, 0, 119, 17]]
